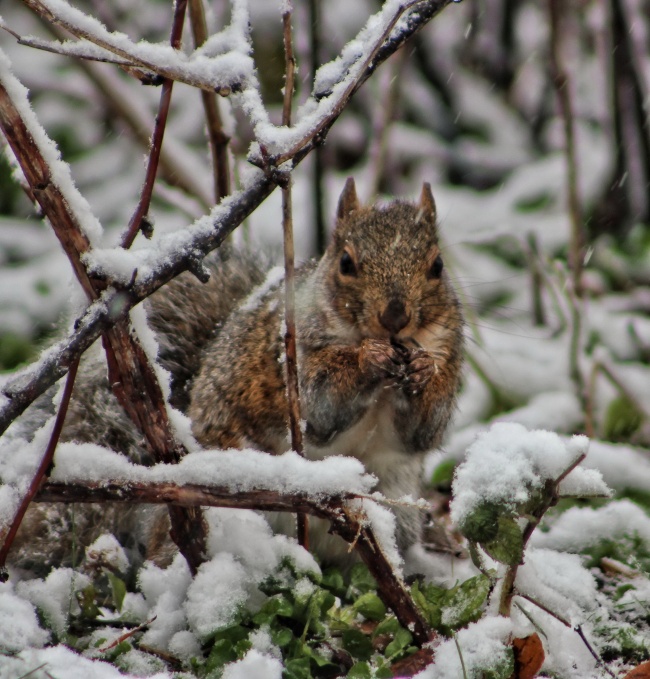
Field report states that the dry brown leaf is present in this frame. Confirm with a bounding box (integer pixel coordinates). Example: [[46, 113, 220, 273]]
[[623, 660, 650, 678], [391, 647, 435, 676], [511, 633, 545, 679]]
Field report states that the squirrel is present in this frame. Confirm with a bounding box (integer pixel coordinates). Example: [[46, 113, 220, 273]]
[[9, 178, 464, 573]]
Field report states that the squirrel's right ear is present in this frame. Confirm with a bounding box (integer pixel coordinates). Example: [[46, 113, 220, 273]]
[[337, 177, 360, 220], [418, 183, 437, 223]]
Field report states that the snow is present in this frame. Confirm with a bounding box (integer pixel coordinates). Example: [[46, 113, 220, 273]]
[[221, 649, 283, 679], [2, 0, 650, 676], [184, 553, 249, 638], [0, 645, 172, 679], [450, 423, 610, 529], [16, 568, 91, 636], [416, 616, 513, 678], [85, 534, 130, 574], [32, 0, 256, 94], [515, 549, 600, 625], [531, 500, 650, 553], [49, 443, 376, 499], [138, 555, 192, 650], [0, 48, 103, 246], [0, 583, 50, 652]]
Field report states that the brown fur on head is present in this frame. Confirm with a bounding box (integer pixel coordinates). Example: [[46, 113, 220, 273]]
[[322, 178, 458, 343]]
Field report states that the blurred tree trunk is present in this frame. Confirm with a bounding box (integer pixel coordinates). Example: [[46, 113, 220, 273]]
[[593, 0, 650, 236]]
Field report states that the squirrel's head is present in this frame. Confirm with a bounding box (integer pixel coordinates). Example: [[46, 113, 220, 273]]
[[322, 178, 460, 345]]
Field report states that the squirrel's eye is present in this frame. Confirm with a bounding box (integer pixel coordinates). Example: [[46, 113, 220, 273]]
[[339, 250, 357, 276], [428, 254, 443, 279]]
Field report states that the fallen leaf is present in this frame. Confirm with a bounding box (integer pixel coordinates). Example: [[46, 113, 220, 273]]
[[391, 647, 434, 677], [511, 633, 545, 679], [624, 660, 650, 678]]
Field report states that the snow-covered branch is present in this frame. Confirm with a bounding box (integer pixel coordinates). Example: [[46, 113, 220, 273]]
[[20, 0, 254, 95]]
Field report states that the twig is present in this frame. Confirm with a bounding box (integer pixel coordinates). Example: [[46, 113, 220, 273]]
[[187, 0, 230, 203], [99, 616, 157, 653], [69, 55, 212, 207], [369, 50, 406, 198], [515, 592, 571, 628], [137, 644, 183, 671], [121, 0, 188, 248], [307, 0, 326, 254], [526, 233, 547, 327], [453, 632, 469, 679], [498, 452, 587, 617], [575, 625, 616, 678], [21, 0, 241, 95], [37, 479, 434, 646], [0, 356, 80, 576], [548, 0, 584, 297], [280, 3, 308, 551], [265, 0, 450, 168]]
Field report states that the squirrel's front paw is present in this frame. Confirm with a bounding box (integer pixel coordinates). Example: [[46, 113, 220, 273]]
[[359, 338, 403, 382], [401, 348, 438, 395]]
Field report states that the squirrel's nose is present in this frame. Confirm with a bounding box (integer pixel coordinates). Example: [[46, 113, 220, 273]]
[[379, 298, 410, 335]]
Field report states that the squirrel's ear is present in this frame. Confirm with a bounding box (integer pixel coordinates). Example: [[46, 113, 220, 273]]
[[418, 183, 437, 222], [337, 177, 360, 220]]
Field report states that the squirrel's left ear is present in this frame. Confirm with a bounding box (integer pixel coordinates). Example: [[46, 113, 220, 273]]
[[418, 183, 437, 222], [337, 177, 361, 220]]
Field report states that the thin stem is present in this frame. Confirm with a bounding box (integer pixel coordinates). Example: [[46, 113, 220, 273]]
[[307, 0, 326, 254], [121, 0, 188, 248], [281, 4, 308, 551], [0, 356, 80, 576], [187, 0, 230, 203], [369, 50, 405, 198], [268, 0, 433, 168], [499, 451, 587, 616]]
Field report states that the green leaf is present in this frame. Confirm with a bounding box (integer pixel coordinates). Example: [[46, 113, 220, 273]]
[[347, 661, 372, 679], [321, 567, 346, 598], [384, 627, 413, 659], [604, 396, 643, 441], [205, 638, 238, 673], [253, 594, 294, 624], [481, 517, 524, 566], [410, 580, 445, 629], [373, 616, 400, 638], [341, 628, 374, 662], [76, 585, 100, 619], [349, 564, 377, 595], [270, 625, 294, 648], [283, 656, 312, 679], [459, 502, 501, 543], [440, 575, 490, 633], [483, 647, 515, 679], [106, 572, 127, 612], [430, 458, 456, 488], [353, 592, 387, 622]]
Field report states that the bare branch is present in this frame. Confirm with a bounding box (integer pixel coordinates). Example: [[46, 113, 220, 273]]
[[0, 356, 79, 576], [187, 0, 231, 202], [121, 0, 189, 248], [280, 2, 308, 550]]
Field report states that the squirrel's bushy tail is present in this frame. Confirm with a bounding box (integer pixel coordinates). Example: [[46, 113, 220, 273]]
[[7, 246, 268, 576], [147, 246, 269, 411]]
